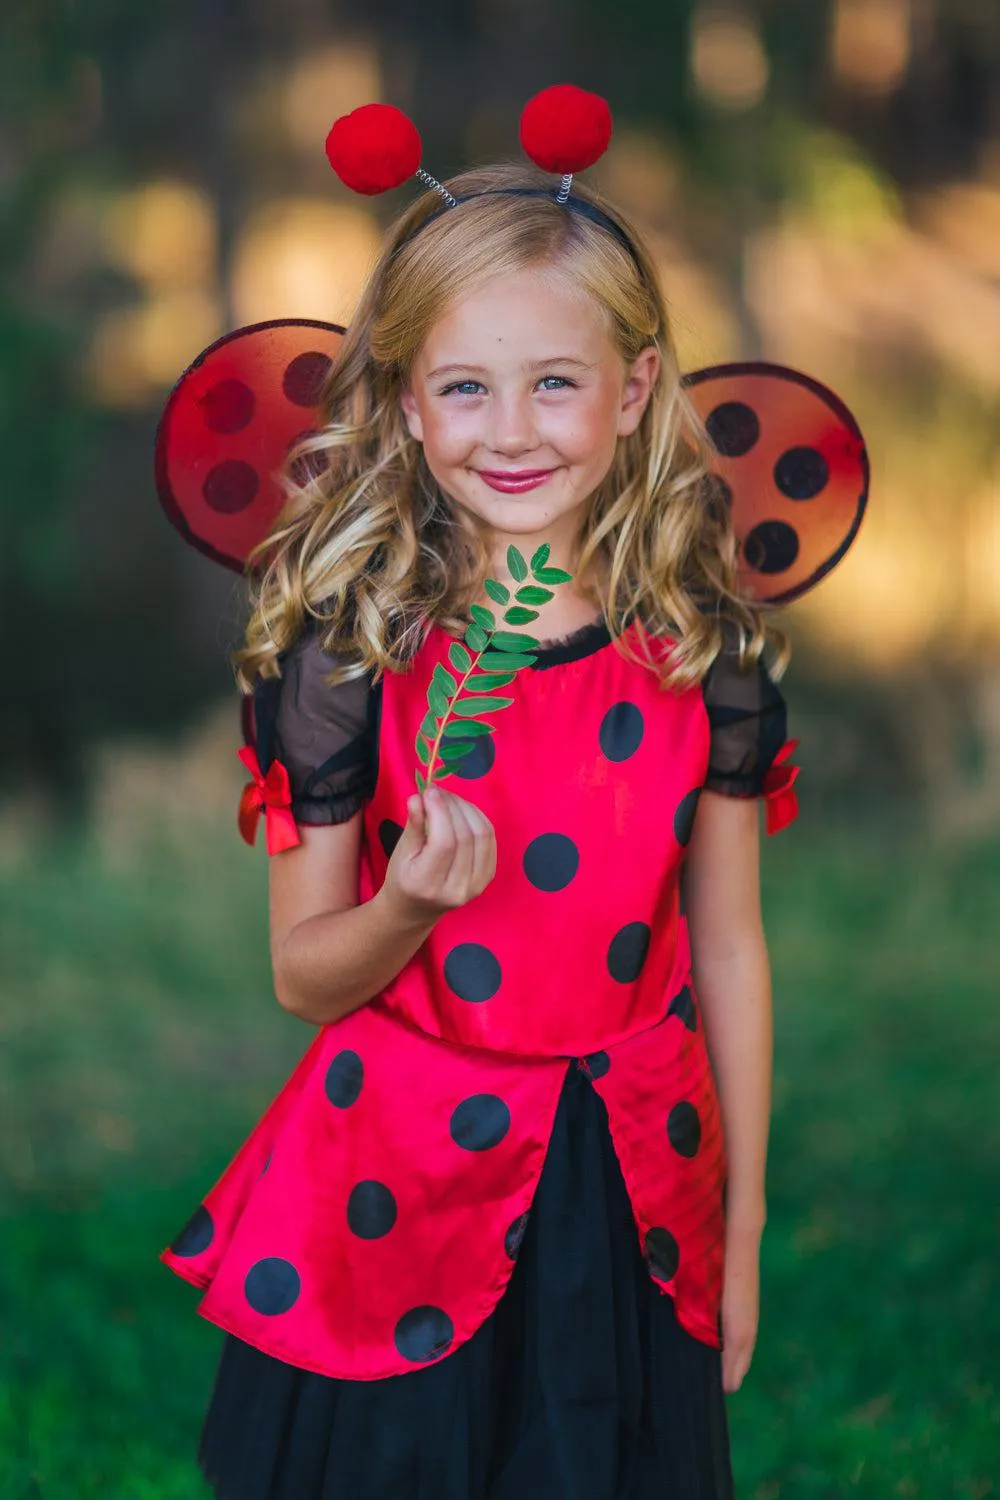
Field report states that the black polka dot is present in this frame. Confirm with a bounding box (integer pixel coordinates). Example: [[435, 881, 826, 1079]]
[[283, 351, 333, 407], [607, 921, 651, 983], [379, 819, 403, 858], [201, 378, 255, 434], [202, 459, 259, 514], [674, 788, 701, 847], [452, 734, 495, 780], [523, 833, 579, 892], [743, 521, 799, 575], [644, 1227, 680, 1282], [667, 983, 698, 1032], [444, 943, 501, 1003], [325, 1050, 364, 1109], [170, 1204, 213, 1257], [667, 1101, 702, 1158], [394, 1306, 454, 1363], [505, 1212, 530, 1260], [347, 1180, 397, 1239], [705, 401, 759, 458], [774, 446, 829, 500], [450, 1094, 510, 1152], [599, 702, 644, 762], [244, 1257, 301, 1315], [584, 1050, 610, 1079]]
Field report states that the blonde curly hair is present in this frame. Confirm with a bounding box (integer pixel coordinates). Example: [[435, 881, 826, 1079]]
[[234, 160, 786, 694]]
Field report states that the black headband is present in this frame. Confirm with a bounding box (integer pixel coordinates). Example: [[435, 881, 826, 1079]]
[[398, 187, 644, 268]]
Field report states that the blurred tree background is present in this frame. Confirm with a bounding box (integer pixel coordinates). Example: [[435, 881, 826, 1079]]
[[2, 1, 999, 1497]]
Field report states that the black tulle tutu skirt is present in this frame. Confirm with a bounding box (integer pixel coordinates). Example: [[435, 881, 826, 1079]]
[[197, 1061, 734, 1500]]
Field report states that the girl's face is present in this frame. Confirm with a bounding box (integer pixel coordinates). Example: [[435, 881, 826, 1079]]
[[399, 264, 660, 570]]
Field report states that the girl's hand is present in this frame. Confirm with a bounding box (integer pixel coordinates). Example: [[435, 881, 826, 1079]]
[[720, 1224, 761, 1393], [381, 785, 497, 924]]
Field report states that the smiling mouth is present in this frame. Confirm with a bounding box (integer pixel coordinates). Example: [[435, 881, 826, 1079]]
[[476, 468, 557, 491]]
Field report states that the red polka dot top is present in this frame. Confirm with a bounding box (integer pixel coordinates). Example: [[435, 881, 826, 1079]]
[[162, 613, 791, 1379]]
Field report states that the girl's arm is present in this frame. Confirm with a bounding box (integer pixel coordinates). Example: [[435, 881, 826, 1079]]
[[685, 789, 771, 1392], [268, 786, 496, 1026]]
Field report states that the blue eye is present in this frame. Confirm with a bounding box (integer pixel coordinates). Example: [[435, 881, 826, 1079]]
[[538, 376, 574, 391], [441, 380, 484, 396]]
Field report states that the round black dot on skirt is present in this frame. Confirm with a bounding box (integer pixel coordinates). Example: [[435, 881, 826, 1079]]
[[584, 1050, 610, 1079], [379, 819, 403, 859], [599, 701, 644, 762], [774, 445, 829, 500], [667, 983, 698, 1032], [346, 1180, 397, 1239], [743, 520, 799, 575], [444, 943, 501, 1003], [394, 1306, 454, 1363], [673, 788, 701, 847], [523, 832, 580, 891], [244, 1257, 301, 1315], [170, 1204, 214, 1257], [505, 1212, 530, 1260], [325, 1049, 364, 1109], [607, 921, 651, 983], [452, 734, 495, 780], [450, 1094, 511, 1152], [705, 400, 760, 458], [644, 1227, 680, 1283], [667, 1101, 702, 1159]]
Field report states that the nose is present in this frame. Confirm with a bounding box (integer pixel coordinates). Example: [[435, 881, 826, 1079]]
[[486, 389, 539, 457]]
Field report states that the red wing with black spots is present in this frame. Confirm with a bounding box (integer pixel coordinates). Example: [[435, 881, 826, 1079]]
[[155, 319, 346, 572], [684, 362, 869, 603]]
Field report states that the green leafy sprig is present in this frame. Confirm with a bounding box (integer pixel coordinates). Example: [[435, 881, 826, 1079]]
[[415, 542, 574, 790]]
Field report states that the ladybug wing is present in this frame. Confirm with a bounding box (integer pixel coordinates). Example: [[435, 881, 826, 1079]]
[[154, 318, 346, 572], [683, 362, 869, 604]]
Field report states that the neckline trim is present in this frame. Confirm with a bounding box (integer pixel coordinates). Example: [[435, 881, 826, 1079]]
[[443, 615, 615, 670]]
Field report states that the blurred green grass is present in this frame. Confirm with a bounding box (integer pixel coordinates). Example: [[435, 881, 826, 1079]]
[[2, 806, 998, 1498]]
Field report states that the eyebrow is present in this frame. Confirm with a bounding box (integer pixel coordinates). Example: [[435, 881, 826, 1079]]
[[426, 357, 595, 380]]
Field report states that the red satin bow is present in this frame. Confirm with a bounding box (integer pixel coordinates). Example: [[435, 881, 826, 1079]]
[[762, 738, 800, 835], [237, 746, 301, 854]]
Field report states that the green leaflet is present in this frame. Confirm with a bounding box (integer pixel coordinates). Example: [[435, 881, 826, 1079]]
[[504, 606, 538, 625], [469, 603, 495, 630], [431, 764, 453, 781], [484, 578, 510, 604], [439, 740, 475, 764], [416, 769, 427, 791], [515, 585, 553, 605], [428, 683, 449, 718], [451, 695, 513, 716], [490, 629, 539, 652], [478, 650, 534, 671], [466, 622, 488, 653], [534, 564, 573, 584], [420, 710, 437, 739], [449, 641, 472, 673], [433, 663, 457, 695], [465, 671, 516, 690], [530, 542, 550, 573], [442, 719, 493, 739], [507, 545, 528, 581], [415, 735, 431, 765]]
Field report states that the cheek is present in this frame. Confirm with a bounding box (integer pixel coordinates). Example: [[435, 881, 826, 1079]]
[[418, 405, 480, 465], [551, 389, 621, 463]]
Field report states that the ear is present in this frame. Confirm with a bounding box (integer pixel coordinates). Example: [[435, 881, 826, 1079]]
[[617, 345, 661, 437], [399, 386, 424, 443]]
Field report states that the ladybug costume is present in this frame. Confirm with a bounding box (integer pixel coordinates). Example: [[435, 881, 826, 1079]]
[[155, 85, 869, 1500]]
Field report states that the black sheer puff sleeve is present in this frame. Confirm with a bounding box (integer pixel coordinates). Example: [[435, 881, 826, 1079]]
[[252, 625, 377, 825], [701, 622, 789, 798]]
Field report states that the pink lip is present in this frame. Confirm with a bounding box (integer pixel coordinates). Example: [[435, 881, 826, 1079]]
[[476, 468, 556, 492]]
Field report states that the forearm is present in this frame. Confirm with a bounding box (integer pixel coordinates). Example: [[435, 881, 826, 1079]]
[[273, 886, 436, 1026], [692, 933, 773, 1233]]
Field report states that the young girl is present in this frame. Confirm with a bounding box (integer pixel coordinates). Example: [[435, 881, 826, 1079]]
[[161, 92, 797, 1500]]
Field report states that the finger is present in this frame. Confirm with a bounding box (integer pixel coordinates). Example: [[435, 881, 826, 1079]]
[[418, 785, 457, 883], [461, 800, 497, 892], [404, 791, 426, 845], [440, 789, 478, 897]]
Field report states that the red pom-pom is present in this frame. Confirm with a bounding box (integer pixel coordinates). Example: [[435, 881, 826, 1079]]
[[519, 84, 613, 175], [325, 103, 422, 195]]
